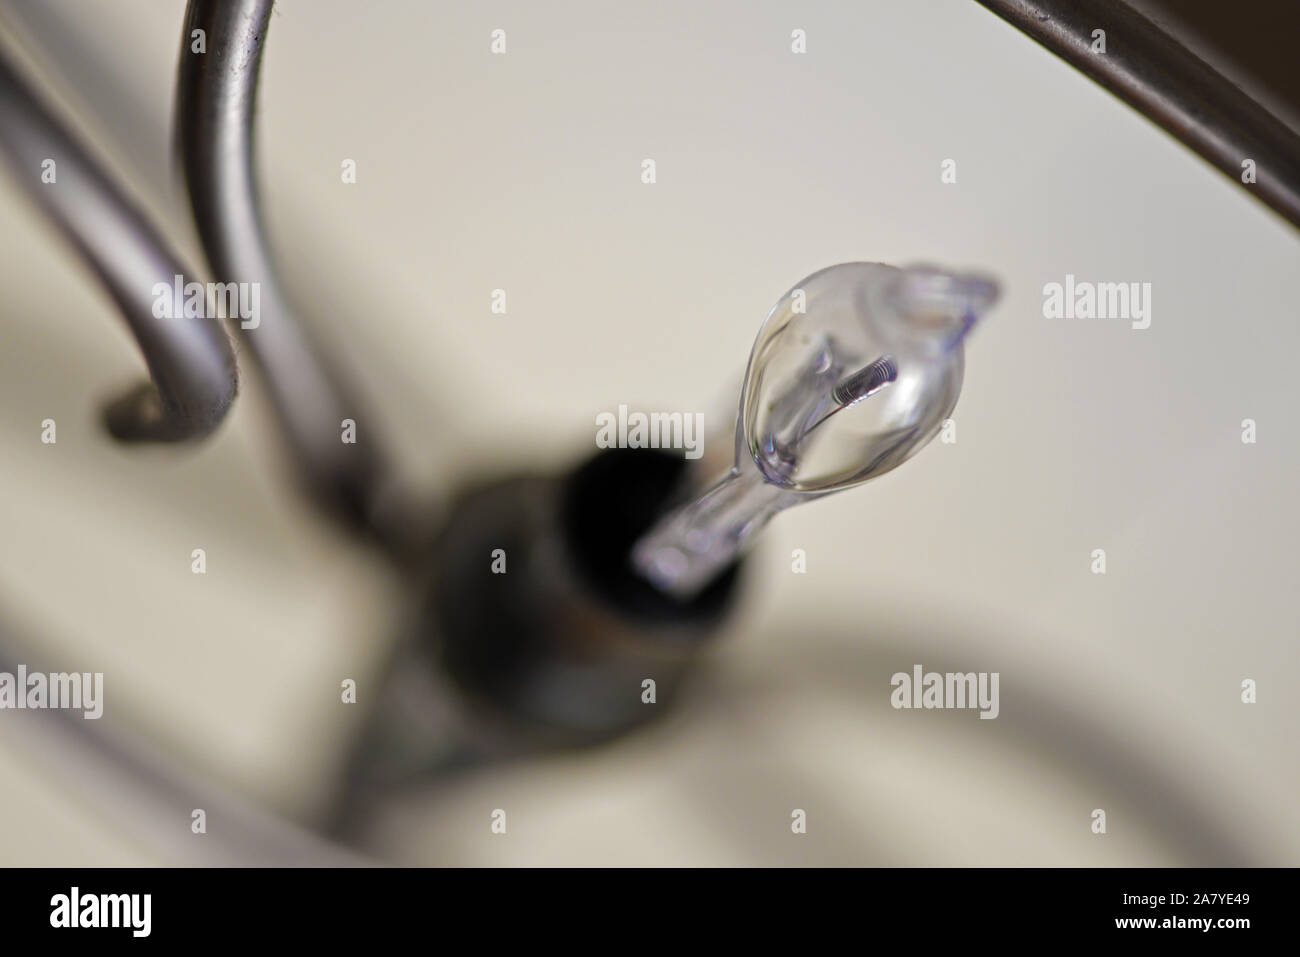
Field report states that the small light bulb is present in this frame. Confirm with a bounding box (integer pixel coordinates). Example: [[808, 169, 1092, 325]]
[[632, 261, 998, 599]]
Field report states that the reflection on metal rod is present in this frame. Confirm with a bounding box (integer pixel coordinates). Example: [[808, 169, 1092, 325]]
[[176, 0, 390, 529], [0, 47, 238, 442], [975, 0, 1300, 230]]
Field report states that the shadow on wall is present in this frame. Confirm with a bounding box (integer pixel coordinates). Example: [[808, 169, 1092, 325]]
[[353, 624, 1261, 866]]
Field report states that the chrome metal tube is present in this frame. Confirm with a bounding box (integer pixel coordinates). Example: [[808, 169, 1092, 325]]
[[176, 0, 389, 526], [0, 47, 238, 442]]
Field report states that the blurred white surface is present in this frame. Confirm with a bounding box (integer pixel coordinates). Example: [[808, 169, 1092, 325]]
[[0, 0, 1295, 865]]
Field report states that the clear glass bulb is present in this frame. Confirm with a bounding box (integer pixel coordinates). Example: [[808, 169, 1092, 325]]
[[632, 262, 998, 599]]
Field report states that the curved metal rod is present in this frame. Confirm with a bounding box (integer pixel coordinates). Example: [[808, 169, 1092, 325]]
[[176, 0, 392, 529], [975, 0, 1300, 231], [0, 46, 237, 442]]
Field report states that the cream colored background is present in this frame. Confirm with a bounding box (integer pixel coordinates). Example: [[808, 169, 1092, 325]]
[[0, 0, 1295, 865]]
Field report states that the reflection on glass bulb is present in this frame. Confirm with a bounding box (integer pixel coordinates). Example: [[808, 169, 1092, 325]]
[[632, 261, 999, 599]]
